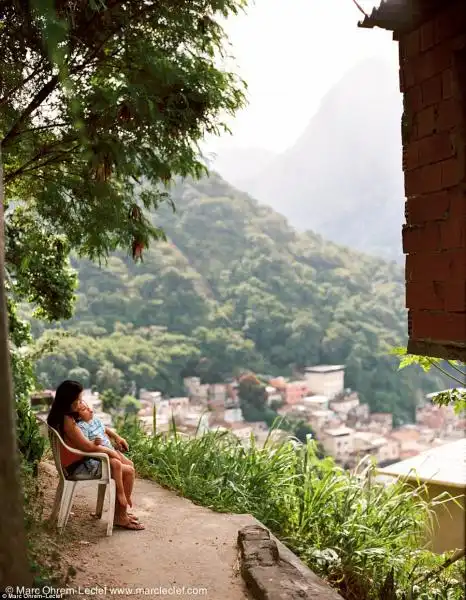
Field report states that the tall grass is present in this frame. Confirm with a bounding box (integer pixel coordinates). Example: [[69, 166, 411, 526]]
[[119, 417, 464, 600]]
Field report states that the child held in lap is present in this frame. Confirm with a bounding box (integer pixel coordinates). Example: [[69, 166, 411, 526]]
[[76, 404, 133, 508]]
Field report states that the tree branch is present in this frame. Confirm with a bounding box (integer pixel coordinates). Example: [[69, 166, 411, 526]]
[[444, 360, 466, 378], [17, 122, 70, 135], [1, 75, 60, 148], [14, 149, 78, 177], [428, 359, 466, 387], [4, 137, 78, 184], [0, 60, 46, 109]]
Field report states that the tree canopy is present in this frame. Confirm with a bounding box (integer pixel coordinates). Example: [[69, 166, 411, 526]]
[[2, 0, 249, 407], [2, 0, 247, 262]]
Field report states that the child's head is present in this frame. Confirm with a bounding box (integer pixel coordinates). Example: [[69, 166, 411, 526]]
[[77, 403, 94, 423]]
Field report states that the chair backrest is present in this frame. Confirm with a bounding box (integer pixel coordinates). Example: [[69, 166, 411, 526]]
[[47, 425, 67, 481]]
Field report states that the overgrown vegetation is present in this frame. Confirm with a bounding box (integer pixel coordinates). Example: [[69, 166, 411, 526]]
[[119, 417, 464, 600], [21, 458, 75, 587]]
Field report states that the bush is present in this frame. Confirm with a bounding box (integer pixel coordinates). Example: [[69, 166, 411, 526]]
[[16, 398, 46, 475], [21, 459, 75, 587], [118, 417, 465, 600]]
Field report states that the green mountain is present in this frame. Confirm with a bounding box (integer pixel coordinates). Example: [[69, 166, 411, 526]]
[[32, 173, 439, 424]]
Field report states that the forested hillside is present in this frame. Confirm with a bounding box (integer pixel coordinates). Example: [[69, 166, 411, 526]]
[[32, 174, 440, 424]]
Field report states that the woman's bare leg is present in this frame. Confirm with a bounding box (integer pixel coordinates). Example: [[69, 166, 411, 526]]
[[122, 464, 135, 508], [113, 498, 144, 530], [114, 499, 126, 523], [110, 458, 128, 508]]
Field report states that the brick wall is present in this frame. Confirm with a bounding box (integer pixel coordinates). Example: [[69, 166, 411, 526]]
[[399, 0, 466, 360]]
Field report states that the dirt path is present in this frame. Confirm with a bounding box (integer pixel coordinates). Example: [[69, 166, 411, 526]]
[[40, 463, 253, 600]]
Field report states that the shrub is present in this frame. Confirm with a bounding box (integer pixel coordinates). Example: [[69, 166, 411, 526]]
[[16, 398, 46, 475], [21, 459, 75, 587], [118, 417, 464, 600]]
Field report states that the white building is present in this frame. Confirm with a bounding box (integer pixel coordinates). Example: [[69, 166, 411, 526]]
[[303, 395, 329, 411], [329, 394, 360, 417], [321, 426, 354, 463], [224, 408, 244, 423], [169, 397, 190, 411], [139, 389, 163, 405], [265, 386, 283, 406], [308, 409, 338, 436], [377, 438, 401, 464], [304, 365, 345, 398], [352, 432, 400, 465], [182, 411, 210, 434]]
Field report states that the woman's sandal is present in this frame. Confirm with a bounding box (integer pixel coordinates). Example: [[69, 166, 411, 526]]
[[114, 518, 145, 531]]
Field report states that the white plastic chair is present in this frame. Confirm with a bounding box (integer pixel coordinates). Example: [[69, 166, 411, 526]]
[[47, 425, 116, 536]]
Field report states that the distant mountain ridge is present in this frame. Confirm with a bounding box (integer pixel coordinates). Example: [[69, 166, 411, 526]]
[[212, 58, 405, 260]]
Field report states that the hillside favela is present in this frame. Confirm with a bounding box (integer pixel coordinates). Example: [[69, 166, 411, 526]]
[[1, 1, 465, 600]]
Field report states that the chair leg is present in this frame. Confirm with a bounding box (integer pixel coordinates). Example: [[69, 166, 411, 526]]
[[106, 480, 116, 537], [58, 481, 76, 532], [63, 482, 77, 529], [96, 483, 107, 519], [50, 479, 64, 525]]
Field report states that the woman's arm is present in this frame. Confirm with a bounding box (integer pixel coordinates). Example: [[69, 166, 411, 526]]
[[105, 427, 129, 452], [64, 417, 120, 458]]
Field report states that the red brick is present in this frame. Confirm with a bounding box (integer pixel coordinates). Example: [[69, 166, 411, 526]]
[[400, 29, 421, 59], [451, 34, 466, 53], [406, 85, 423, 113], [410, 45, 452, 85], [403, 142, 419, 171], [444, 281, 466, 312], [405, 163, 444, 195], [449, 249, 466, 279], [406, 252, 448, 281], [442, 68, 454, 100], [420, 21, 435, 52], [423, 162, 445, 193], [416, 105, 437, 138], [418, 133, 457, 166], [402, 222, 441, 253], [406, 250, 466, 281], [434, 1, 466, 45], [411, 310, 466, 342], [436, 98, 464, 131], [401, 60, 416, 89], [406, 281, 445, 310], [441, 156, 465, 187], [450, 192, 466, 218], [440, 216, 466, 249], [421, 74, 443, 108], [405, 192, 450, 224]]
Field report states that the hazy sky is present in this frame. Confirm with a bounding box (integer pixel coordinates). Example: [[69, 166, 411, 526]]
[[206, 0, 399, 155]]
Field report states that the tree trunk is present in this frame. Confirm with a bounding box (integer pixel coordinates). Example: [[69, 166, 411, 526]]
[[0, 143, 31, 586]]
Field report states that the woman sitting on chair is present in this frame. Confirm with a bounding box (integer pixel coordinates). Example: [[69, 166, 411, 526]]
[[47, 380, 144, 530]]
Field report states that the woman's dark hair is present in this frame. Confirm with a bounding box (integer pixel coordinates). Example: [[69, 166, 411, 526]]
[[47, 380, 83, 436]]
